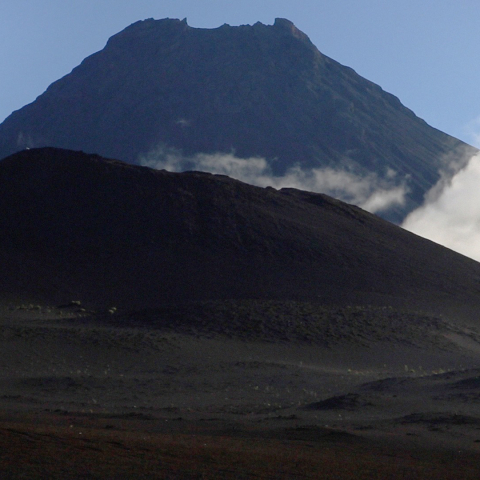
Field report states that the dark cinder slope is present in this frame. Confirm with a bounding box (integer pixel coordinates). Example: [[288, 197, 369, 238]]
[[1, 147, 480, 322], [0, 18, 475, 223]]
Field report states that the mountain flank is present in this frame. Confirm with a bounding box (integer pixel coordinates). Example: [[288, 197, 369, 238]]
[[3, 148, 480, 475], [1, 147, 480, 324], [0, 18, 475, 223]]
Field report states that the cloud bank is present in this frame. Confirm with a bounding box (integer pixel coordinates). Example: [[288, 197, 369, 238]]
[[140, 144, 480, 262], [402, 152, 480, 261], [139, 146, 407, 215]]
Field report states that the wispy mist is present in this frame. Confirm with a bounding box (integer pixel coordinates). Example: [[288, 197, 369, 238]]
[[139, 146, 407, 214], [402, 151, 480, 261]]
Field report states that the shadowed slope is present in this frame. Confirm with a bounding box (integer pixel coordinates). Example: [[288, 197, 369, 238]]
[[1, 147, 480, 321]]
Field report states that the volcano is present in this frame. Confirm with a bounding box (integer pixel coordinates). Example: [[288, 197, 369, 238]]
[[0, 18, 475, 223]]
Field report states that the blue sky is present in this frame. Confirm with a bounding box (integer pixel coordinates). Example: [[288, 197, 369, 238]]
[[2, 1, 480, 146]]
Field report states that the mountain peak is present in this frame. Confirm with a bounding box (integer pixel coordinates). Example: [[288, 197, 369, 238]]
[[106, 17, 190, 47], [273, 17, 313, 43], [114, 17, 311, 41], [126, 17, 189, 30]]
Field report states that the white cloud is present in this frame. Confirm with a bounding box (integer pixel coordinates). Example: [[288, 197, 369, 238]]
[[139, 145, 407, 214], [361, 186, 407, 213], [402, 152, 480, 261]]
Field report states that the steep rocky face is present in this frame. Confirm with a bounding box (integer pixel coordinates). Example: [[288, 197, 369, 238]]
[[2, 147, 480, 321], [0, 18, 475, 222]]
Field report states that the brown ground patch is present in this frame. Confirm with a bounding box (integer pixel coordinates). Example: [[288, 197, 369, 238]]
[[0, 413, 479, 479]]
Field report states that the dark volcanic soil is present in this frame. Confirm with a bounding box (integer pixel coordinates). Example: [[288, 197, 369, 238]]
[[2, 302, 480, 477], [2, 148, 480, 326]]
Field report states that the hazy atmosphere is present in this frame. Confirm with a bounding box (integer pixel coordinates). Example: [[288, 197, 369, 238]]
[[3, 1, 480, 259]]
